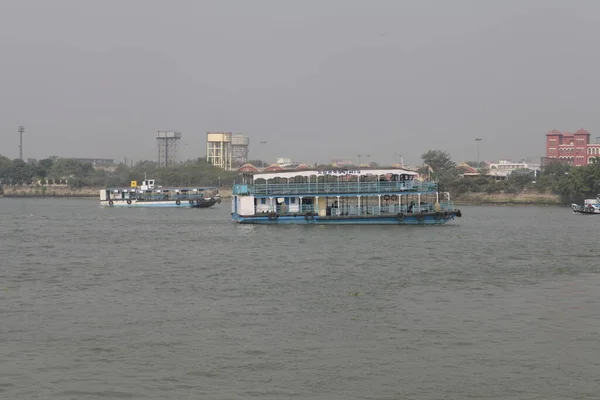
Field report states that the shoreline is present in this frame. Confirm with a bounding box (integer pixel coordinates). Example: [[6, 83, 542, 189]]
[[1, 188, 565, 205], [0, 197, 565, 206], [453, 201, 563, 206], [0, 187, 235, 199], [452, 192, 562, 206]]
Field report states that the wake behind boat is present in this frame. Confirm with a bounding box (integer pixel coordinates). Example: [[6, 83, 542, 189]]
[[100, 179, 221, 208]]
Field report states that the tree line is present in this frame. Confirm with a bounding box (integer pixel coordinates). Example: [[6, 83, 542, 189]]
[[1, 151, 596, 202], [0, 155, 238, 189], [420, 149, 598, 202]]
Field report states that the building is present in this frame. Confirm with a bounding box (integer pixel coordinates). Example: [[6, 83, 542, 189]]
[[156, 131, 181, 168], [459, 160, 540, 180], [231, 133, 250, 165], [274, 158, 301, 168], [488, 159, 540, 174], [71, 158, 115, 166], [206, 132, 232, 170], [545, 128, 600, 166], [331, 159, 355, 167]]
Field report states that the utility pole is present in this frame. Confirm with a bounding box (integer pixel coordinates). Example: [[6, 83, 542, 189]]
[[18, 126, 25, 160], [259, 141, 267, 168], [474, 137, 482, 166]]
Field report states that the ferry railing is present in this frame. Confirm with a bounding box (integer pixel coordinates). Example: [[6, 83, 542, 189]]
[[242, 181, 437, 196], [255, 204, 316, 214], [300, 205, 316, 213], [256, 202, 453, 216], [125, 192, 217, 201], [273, 205, 316, 213], [233, 184, 250, 195], [329, 201, 455, 216]]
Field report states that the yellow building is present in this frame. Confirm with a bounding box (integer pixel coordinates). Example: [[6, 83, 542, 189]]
[[206, 132, 232, 170]]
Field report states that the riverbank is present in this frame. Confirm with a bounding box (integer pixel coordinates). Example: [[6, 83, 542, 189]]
[[1, 186, 562, 204], [453, 192, 562, 205], [0, 186, 234, 199], [1, 186, 97, 198]]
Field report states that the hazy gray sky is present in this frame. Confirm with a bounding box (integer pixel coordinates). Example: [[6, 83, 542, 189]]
[[1, 0, 599, 166]]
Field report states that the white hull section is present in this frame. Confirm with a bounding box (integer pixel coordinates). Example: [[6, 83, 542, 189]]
[[101, 200, 198, 208]]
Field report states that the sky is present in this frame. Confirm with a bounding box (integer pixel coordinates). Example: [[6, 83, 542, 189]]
[[1, 0, 600, 166]]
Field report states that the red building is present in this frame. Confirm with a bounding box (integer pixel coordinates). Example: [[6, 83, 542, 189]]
[[545, 128, 600, 166]]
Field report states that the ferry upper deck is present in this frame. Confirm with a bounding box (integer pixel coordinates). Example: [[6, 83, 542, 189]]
[[233, 168, 436, 197]]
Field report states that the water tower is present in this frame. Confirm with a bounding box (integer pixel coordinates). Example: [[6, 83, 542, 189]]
[[231, 133, 250, 165], [206, 132, 232, 170], [156, 131, 181, 168]]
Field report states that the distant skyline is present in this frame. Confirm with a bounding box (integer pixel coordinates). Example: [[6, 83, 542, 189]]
[[2, 0, 600, 166]]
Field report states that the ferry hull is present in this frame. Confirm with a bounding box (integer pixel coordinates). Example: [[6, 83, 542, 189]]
[[232, 212, 459, 225], [101, 199, 220, 208]]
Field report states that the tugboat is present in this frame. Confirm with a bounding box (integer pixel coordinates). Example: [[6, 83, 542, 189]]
[[100, 179, 221, 208], [572, 194, 600, 214]]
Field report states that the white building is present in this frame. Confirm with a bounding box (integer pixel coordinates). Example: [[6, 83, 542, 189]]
[[276, 157, 301, 168], [489, 159, 540, 171], [487, 160, 540, 178]]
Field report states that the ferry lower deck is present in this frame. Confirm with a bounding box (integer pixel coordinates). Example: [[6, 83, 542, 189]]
[[232, 192, 461, 225]]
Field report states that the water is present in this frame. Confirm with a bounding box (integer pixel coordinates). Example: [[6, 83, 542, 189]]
[[1, 198, 599, 399]]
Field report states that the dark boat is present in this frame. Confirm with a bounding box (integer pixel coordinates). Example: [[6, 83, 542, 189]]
[[190, 196, 222, 208]]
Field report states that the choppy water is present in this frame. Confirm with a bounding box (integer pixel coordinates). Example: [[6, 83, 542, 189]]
[[1, 198, 600, 399]]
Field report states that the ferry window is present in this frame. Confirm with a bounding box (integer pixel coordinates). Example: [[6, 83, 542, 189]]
[[291, 198, 296, 204], [260, 198, 266, 204]]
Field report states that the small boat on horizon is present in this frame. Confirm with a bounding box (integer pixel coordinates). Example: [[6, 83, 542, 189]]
[[230, 167, 463, 225], [100, 179, 221, 208]]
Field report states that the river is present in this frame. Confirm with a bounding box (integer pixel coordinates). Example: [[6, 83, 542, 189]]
[[1, 198, 599, 399]]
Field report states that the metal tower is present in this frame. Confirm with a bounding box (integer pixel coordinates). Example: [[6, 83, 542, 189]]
[[18, 126, 24, 160], [156, 131, 182, 168], [231, 133, 250, 165]]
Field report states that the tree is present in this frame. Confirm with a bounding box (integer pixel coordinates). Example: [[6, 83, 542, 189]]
[[421, 150, 456, 171], [508, 169, 534, 193], [38, 158, 54, 171], [0, 153, 255, 191], [420, 150, 459, 190], [0, 155, 13, 183], [542, 161, 571, 177], [49, 158, 94, 179]]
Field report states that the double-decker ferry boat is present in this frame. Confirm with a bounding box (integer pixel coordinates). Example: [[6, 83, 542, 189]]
[[231, 168, 463, 224], [100, 179, 221, 208], [572, 195, 600, 214]]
